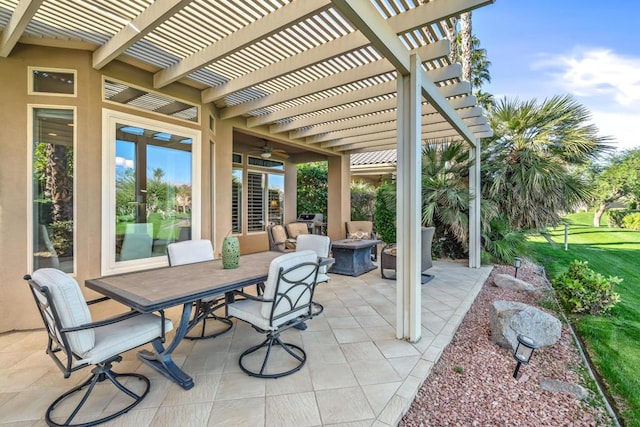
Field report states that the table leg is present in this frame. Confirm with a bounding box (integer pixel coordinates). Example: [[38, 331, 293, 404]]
[[137, 302, 195, 390]]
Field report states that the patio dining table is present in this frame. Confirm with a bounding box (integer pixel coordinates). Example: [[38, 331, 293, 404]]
[[85, 251, 281, 390]]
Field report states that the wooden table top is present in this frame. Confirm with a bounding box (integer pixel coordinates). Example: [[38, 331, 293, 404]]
[[86, 251, 281, 313]]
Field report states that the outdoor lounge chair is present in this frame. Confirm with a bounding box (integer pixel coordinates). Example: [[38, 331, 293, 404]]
[[345, 220, 378, 261], [380, 226, 435, 284], [24, 268, 172, 427], [167, 239, 233, 339], [227, 250, 321, 378], [267, 224, 296, 252]]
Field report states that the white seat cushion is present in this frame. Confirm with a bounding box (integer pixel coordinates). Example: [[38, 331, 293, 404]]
[[32, 269, 95, 355], [78, 314, 173, 365], [227, 299, 307, 331]]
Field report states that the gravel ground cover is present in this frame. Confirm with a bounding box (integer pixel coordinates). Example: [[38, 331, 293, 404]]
[[400, 263, 614, 426]]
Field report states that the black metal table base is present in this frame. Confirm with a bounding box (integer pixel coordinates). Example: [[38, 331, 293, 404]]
[[137, 302, 195, 390]]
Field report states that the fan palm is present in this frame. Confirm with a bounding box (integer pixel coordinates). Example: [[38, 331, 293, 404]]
[[483, 95, 612, 230]]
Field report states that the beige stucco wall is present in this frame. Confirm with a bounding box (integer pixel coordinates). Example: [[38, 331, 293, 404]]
[[0, 44, 351, 333], [0, 45, 208, 332]]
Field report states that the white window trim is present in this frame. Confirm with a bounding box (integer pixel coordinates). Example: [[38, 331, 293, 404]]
[[27, 67, 77, 97], [26, 104, 77, 275], [101, 108, 201, 276]]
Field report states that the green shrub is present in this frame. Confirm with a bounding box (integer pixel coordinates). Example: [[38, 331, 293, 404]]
[[350, 181, 376, 222], [622, 212, 640, 230], [552, 260, 621, 315], [607, 209, 629, 228], [374, 182, 396, 244]]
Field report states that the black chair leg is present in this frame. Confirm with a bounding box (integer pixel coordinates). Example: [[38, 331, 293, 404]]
[[46, 360, 150, 427], [238, 333, 307, 379], [185, 300, 233, 340]]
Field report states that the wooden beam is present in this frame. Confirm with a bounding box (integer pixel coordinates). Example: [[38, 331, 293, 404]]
[[332, 0, 482, 146], [0, 0, 43, 57], [220, 40, 451, 120], [93, 0, 191, 69], [155, 1, 332, 88], [288, 81, 470, 139], [202, 0, 482, 103]]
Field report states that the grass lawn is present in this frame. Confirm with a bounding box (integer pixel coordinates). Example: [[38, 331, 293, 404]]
[[526, 212, 640, 426]]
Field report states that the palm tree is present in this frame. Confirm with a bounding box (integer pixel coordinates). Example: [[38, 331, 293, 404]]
[[483, 95, 613, 231], [421, 141, 471, 258]]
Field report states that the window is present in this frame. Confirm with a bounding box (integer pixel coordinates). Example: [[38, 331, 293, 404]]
[[30, 107, 75, 273], [233, 154, 285, 234], [102, 109, 201, 275], [247, 172, 264, 232], [232, 169, 242, 234], [103, 78, 199, 123], [29, 67, 76, 96]]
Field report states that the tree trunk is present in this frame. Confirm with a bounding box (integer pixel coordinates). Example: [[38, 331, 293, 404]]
[[46, 144, 73, 223], [460, 11, 473, 84], [445, 17, 458, 64], [593, 203, 607, 227]]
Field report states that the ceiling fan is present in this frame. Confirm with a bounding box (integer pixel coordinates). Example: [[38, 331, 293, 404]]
[[250, 141, 289, 159]]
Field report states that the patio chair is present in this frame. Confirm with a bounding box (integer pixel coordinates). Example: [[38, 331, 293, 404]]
[[24, 268, 172, 427], [227, 250, 320, 378], [296, 234, 332, 283], [167, 239, 233, 339], [267, 224, 296, 252], [345, 220, 378, 261], [380, 227, 435, 284]]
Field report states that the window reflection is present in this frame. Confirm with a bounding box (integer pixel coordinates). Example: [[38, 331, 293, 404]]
[[115, 123, 193, 262], [32, 108, 74, 272]]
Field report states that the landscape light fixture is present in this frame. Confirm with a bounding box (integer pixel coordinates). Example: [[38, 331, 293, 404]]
[[513, 334, 538, 379], [513, 257, 522, 278]]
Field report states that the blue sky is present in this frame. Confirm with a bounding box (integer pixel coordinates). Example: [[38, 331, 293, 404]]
[[473, 1, 640, 152]]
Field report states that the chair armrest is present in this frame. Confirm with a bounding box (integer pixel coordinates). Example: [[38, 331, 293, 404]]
[[86, 296, 111, 305], [318, 257, 335, 268], [61, 310, 142, 333], [231, 289, 274, 303]]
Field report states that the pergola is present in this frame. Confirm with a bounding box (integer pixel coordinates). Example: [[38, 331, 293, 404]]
[[0, 0, 493, 341]]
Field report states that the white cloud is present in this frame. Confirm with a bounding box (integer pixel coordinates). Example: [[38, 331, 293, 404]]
[[531, 48, 640, 151], [535, 48, 640, 107], [589, 110, 640, 152]]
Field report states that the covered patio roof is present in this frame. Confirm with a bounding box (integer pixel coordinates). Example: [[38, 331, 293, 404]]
[[0, 0, 493, 154]]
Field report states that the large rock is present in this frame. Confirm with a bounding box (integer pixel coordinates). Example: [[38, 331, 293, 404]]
[[493, 274, 538, 292], [540, 378, 590, 400], [490, 300, 562, 350]]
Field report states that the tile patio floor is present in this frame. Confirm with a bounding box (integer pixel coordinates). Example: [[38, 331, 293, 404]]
[[0, 260, 492, 426]]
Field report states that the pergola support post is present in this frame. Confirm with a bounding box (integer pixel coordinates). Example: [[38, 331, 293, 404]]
[[395, 54, 423, 342], [468, 143, 481, 268], [327, 155, 351, 240]]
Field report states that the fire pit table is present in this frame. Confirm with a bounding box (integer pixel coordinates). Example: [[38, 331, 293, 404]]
[[330, 238, 380, 276]]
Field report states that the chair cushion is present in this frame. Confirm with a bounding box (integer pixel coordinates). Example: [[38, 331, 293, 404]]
[[286, 223, 309, 239], [78, 314, 173, 365], [167, 239, 214, 266], [271, 225, 288, 245], [228, 298, 308, 331], [32, 269, 95, 355], [261, 251, 318, 320], [346, 221, 373, 240], [296, 235, 331, 274]]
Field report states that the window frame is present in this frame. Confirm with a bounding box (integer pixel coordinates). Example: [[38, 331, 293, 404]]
[[101, 108, 201, 275], [26, 104, 77, 274], [28, 67, 77, 97]]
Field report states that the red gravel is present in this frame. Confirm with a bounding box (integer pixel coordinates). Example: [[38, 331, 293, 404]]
[[400, 263, 613, 426]]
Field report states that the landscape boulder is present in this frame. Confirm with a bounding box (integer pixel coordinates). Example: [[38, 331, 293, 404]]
[[540, 378, 590, 400], [490, 300, 562, 350], [493, 274, 538, 292]]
